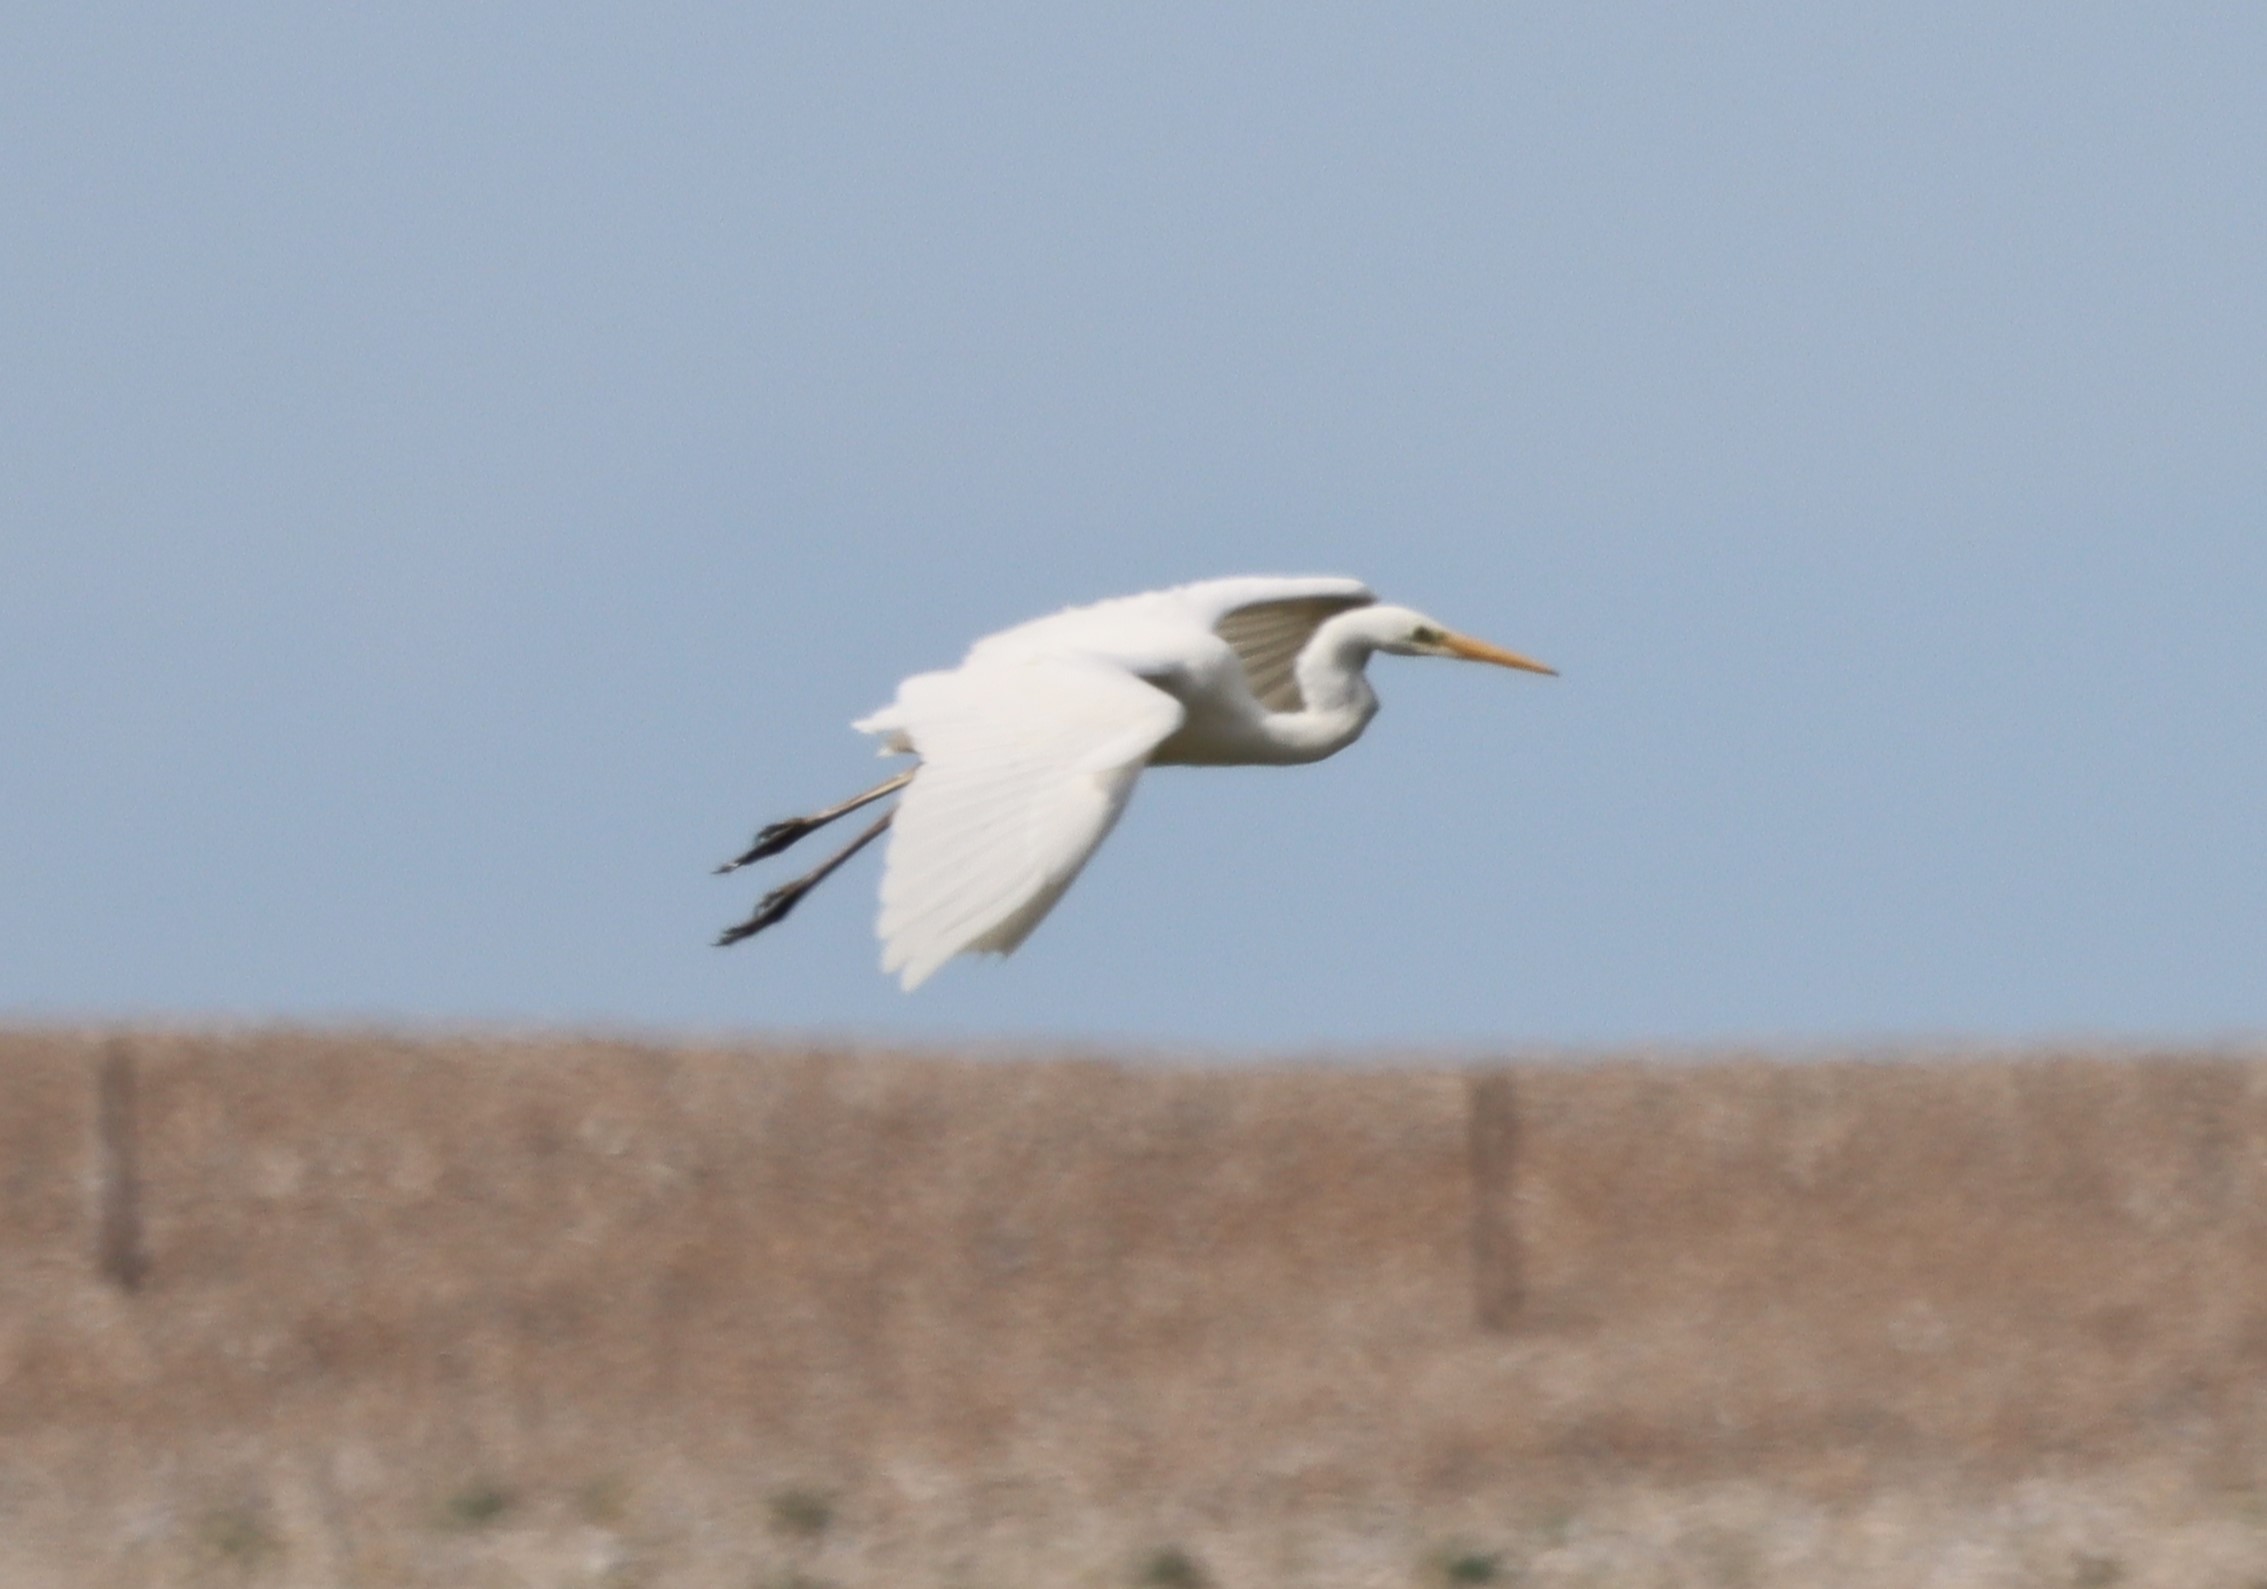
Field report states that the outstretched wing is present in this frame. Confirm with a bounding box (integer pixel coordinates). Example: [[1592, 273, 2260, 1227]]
[[865, 659, 1185, 989], [1213, 590, 1377, 711]]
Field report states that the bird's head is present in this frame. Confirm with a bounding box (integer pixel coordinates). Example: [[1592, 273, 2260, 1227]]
[[1369, 605, 1557, 675]]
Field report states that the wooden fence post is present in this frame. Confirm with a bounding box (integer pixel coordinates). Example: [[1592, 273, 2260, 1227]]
[[95, 1039, 149, 1291], [1466, 1070, 1521, 1332]]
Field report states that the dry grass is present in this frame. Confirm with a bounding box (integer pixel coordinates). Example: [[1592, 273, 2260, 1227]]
[[4, 1027, 2267, 1585]]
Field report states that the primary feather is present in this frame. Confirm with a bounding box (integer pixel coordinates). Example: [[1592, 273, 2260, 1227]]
[[856, 657, 1182, 989]]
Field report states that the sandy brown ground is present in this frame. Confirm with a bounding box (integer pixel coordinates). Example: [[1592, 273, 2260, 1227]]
[[3, 1028, 2267, 1587]]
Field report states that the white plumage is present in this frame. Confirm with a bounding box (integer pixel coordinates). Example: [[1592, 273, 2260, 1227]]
[[716, 575, 1555, 989], [857, 658, 1181, 988]]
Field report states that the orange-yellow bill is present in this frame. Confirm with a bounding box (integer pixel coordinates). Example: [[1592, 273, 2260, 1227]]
[[1443, 632, 1557, 676]]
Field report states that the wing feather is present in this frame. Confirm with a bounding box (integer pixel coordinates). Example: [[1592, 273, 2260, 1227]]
[[864, 660, 1184, 989], [1213, 593, 1377, 711]]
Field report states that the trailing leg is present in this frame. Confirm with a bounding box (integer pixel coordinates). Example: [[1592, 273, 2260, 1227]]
[[713, 768, 913, 874], [715, 809, 894, 947]]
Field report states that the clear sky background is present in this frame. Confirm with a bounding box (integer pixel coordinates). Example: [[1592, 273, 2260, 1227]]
[[5, 6, 2262, 1052]]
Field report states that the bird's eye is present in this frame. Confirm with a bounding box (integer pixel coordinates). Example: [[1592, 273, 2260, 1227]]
[[1412, 626, 1443, 645]]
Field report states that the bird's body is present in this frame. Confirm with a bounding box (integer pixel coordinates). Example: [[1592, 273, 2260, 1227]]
[[718, 575, 1553, 989], [863, 576, 1381, 767]]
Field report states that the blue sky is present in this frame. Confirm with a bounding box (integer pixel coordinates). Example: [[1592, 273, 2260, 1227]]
[[5, 6, 2262, 1051]]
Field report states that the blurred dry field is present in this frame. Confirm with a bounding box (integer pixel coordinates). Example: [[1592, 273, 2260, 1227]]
[[5, 1029, 2267, 1588]]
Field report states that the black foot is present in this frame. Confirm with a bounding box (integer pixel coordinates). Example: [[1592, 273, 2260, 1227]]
[[714, 878, 814, 946], [714, 804, 895, 949], [713, 818, 818, 874]]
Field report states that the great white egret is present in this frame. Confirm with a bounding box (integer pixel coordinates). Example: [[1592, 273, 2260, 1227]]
[[716, 575, 1554, 988]]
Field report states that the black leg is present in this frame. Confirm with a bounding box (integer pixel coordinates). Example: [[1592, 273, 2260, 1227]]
[[715, 809, 895, 947], [714, 768, 914, 874]]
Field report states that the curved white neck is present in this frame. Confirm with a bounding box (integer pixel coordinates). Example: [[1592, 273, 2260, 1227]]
[[1249, 609, 1385, 762]]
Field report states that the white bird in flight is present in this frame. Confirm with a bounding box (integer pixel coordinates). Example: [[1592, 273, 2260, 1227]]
[[716, 575, 1555, 989]]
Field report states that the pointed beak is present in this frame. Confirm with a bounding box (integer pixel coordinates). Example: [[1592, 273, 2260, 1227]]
[[1442, 632, 1558, 676]]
